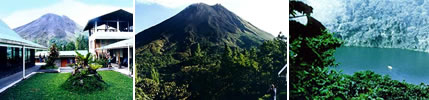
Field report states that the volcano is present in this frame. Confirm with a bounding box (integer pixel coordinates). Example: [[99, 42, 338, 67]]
[[136, 3, 274, 53], [14, 13, 83, 46]]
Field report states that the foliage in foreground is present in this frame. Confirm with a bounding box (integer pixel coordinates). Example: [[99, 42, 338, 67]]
[[296, 68, 429, 99], [290, 0, 429, 99], [136, 35, 287, 99], [62, 41, 106, 92], [62, 51, 107, 92]]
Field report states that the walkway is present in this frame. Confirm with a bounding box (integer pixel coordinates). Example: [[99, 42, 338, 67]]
[[59, 67, 73, 73], [106, 67, 133, 77], [0, 65, 41, 93]]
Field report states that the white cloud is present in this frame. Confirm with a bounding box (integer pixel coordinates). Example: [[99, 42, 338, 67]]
[[137, 0, 223, 8], [3, 0, 133, 28], [136, 0, 288, 36]]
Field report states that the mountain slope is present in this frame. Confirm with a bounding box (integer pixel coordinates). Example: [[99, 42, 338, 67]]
[[308, 0, 429, 52], [14, 13, 83, 46], [136, 3, 274, 53]]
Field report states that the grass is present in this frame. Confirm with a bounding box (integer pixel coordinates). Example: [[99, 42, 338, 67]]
[[0, 71, 132, 100]]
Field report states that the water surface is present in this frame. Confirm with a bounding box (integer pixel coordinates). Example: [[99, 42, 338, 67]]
[[334, 47, 429, 84]]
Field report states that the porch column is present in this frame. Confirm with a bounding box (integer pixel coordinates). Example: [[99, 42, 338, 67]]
[[127, 44, 130, 76], [117, 20, 120, 32], [22, 46, 25, 79], [94, 21, 98, 33]]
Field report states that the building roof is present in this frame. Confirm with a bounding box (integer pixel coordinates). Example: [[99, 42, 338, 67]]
[[0, 20, 46, 49], [88, 31, 134, 40], [97, 38, 134, 50], [83, 9, 133, 31], [36, 50, 89, 58]]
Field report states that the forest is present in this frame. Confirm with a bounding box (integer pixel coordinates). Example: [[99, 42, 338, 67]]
[[135, 35, 287, 99], [48, 34, 89, 51]]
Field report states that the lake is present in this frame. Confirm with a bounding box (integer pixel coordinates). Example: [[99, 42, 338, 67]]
[[334, 46, 429, 84]]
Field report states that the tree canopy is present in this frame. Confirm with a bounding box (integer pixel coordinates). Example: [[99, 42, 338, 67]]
[[136, 35, 287, 99]]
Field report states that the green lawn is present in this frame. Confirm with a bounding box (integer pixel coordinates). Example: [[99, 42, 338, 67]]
[[0, 71, 132, 100]]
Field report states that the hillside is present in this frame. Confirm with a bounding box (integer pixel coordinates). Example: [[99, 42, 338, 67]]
[[307, 0, 429, 52]]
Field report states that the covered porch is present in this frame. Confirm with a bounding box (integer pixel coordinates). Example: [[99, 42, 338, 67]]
[[0, 20, 47, 79], [83, 9, 134, 55], [0, 20, 46, 93], [97, 38, 134, 76]]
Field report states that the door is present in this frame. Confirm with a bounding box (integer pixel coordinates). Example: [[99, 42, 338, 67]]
[[61, 59, 67, 67]]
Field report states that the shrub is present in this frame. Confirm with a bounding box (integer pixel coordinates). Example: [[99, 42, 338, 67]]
[[62, 68, 107, 92], [95, 54, 109, 68], [89, 64, 102, 70], [62, 50, 107, 92]]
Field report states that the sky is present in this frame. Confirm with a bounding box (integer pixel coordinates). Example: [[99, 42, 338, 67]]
[[135, 0, 288, 36], [0, 0, 134, 29]]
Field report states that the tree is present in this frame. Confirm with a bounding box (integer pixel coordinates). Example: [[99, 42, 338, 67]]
[[289, 1, 342, 99], [136, 37, 287, 99], [65, 42, 76, 51], [42, 44, 59, 69], [75, 34, 89, 50], [192, 43, 203, 57], [49, 38, 68, 51], [257, 33, 287, 99]]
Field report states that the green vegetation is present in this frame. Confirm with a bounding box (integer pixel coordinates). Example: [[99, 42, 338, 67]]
[[136, 35, 286, 99], [41, 43, 59, 69], [74, 34, 89, 50], [0, 71, 132, 99], [135, 3, 284, 99], [51, 34, 89, 51], [63, 50, 107, 92], [289, 1, 429, 99], [95, 54, 109, 68], [49, 38, 68, 50], [62, 40, 107, 92]]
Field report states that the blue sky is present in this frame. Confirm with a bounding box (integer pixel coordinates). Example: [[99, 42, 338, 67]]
[[135, 0, 288, 36], [135, 3, 183, 32], [0, 0, 133, 28]]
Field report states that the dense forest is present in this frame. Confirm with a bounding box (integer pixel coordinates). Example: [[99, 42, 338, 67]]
[[135, 35, 286, 99], [290, 1, 429, 99], [317, 0, 429, 52], [47, 34, 88, 51]]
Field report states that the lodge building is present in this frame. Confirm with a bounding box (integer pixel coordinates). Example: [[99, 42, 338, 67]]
[[83, 9, 134, 75], [0, 20, 46, 78], [35, 50, 88, 67]]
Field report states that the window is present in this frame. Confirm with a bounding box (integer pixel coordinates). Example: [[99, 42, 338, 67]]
[[19, 48, 22, 58], [7, 47, 12, 60], [25, 49, 30, 62]]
